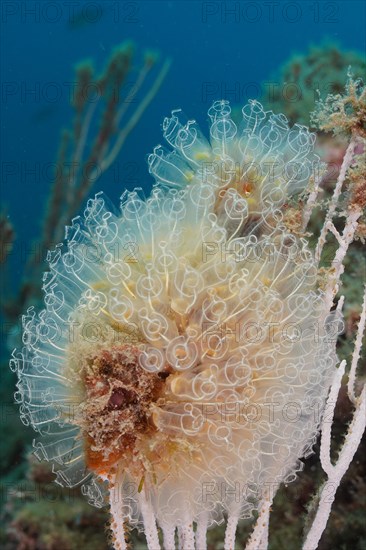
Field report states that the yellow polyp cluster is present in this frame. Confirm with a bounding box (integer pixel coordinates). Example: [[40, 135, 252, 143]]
[[194, 151, 212, 161], [185, 171, 195, 182]]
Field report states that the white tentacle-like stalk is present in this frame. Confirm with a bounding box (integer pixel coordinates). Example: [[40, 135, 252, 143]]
[[322, 207, 362, 313], [301, 172, 322, 232], [348, 285, 366, 404], [303, 283, 366, 549], [161, 524, 176, 550], [224, 513, 239, 550], [109, 474, 128, 550], [245, 498, 272, 550], [139, 490, 161, 550], [303, 386, 366, 550], [319, 360, 346, 477], [178, 521, 195, 550], [195, 514, 208, 550], [315, 139, 357, 264]]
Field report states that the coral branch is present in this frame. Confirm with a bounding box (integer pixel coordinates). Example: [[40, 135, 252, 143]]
[[322, 206, 362, 313], [301, 75, 366, 549], [301, 173, 322, 232], [315, 139, 357, 265], [2, 43, 170, 325], [303, 384, 366, 550], [99, 58, 171, 175], [0, 212, 15, 264], [54, 56, 171, 243], [348, 284, 366, 404], [319, 360, 346, 477]]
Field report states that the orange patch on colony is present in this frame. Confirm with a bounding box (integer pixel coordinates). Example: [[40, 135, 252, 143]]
[[79, 345, 169, 476]]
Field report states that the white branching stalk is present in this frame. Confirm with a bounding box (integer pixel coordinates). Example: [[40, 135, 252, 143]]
[[319, 360, 347, 477], [109, 474, 128, 550], [315, 139, 357, 264], [245, 498, 272, 550], [195, 514, 208, 550], [224, 513, 239, 550], [322, 207, 362, 313], [161, 525, 176, 549], [303, 291, 366, 550], [138, 490, 161, 550], [301, 173, 322, 232], [303, 385, 366, 550], [178, 521, 195, 550], [348, 285, 366, 404]]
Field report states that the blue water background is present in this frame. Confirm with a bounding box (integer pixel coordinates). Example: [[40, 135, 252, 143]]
[[1, 0, 365, 295]]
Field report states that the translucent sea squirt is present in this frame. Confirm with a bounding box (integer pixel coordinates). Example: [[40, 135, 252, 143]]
[[11, 100, 339, 548]]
